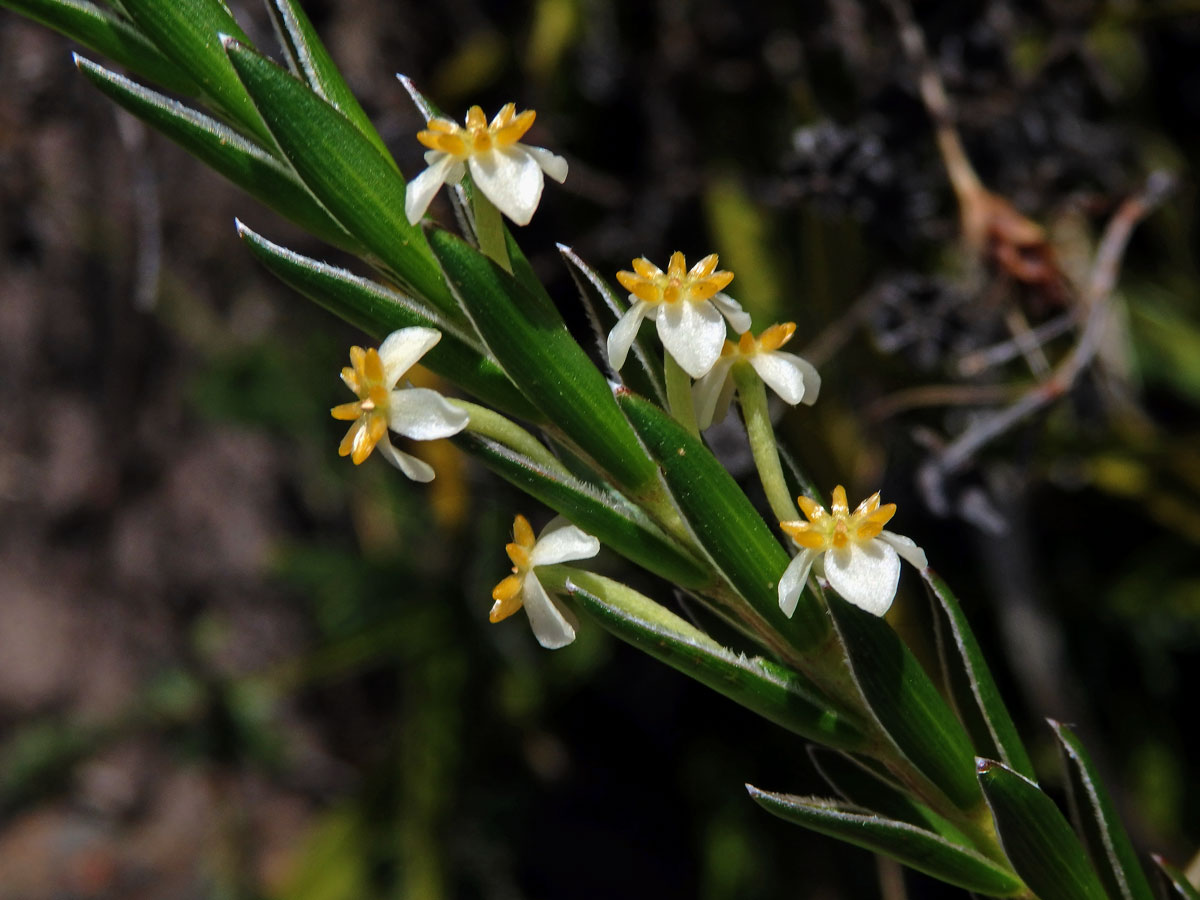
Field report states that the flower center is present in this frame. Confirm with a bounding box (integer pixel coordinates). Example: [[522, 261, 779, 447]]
[[419, 103, 537, 160], [780, 485, 897, 553], [616, 251, 734, 308]]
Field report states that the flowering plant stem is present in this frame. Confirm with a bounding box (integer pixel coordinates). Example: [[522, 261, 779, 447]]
[[663, 353, 700, 438], [449, 398, 566, 474], [471, 190, 512, 273], [733, 361, 799, 522]]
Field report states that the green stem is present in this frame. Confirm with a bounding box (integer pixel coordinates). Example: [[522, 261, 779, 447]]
[[450, 399, 565, 475], [732, 362, 799, 523], [663, 353, 700, 439], [471, 190, 512, 273]]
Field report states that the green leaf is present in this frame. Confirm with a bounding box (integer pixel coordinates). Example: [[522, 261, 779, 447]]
[[235, 222, 541, 422], [116, 0, 273, 145], [1152, 855, 1200, 900], [540, 569, 865, 751], [825, 592, 982, 811], [924, 570, 1036, 780], [0, 0, 198, 95], [558, 244, 667, 406], [809, 748, 974, 846], [617, 390, 831, 652], [261, 0, 391, 162], [458, 432, 710, 589], [221, 38, 458, 320], [75, 57, 356, 251], [427, 228, 658, 491], [746, 787, 1025, 896], [1050, 720, 1156, 900], [978, 758, 1110, 900]]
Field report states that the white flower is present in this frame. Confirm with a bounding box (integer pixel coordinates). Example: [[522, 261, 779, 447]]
[[330, 327, 469, 481], [777, 486, 927, 617], [404, 103, 568, 226], [490, 514, 600, 649], [609, 252, 752, 379], [693, 322, 821, 429]]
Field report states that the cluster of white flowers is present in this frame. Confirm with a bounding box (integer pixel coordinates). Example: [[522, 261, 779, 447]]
[[329, 96, 927, 651]]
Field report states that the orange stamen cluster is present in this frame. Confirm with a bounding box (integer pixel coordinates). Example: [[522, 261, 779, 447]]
[[417, 103, 536, 159], [490, 514, 536, 622], [780, 486, 896, 552], [616, 252, 734, 306], [330, 346, 391, 465], [723, 321, 797, 358]]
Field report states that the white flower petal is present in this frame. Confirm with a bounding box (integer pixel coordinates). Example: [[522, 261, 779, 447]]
[[750, 351, 821, 407], [468, 146, 544, 225], [405, 153, 459, 224], [375, 434, 437, 482], [607, 301, 649, 372], [522, 144, 568, 183], [710, 292, 752, 334], [693, 358, 735, 430], [521, 574, 577, 649], [658, 299, 726, 378], [387, 388, 469, 440], [778, 549, 816, 618], [878, 530, 928, 570], [824, 540, 901, 616], [378, 326, 441, 386], [530, 520, 600, 567]]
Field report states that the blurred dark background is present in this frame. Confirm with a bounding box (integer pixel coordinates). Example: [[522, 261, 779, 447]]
[[1, 0, 1198, 897]]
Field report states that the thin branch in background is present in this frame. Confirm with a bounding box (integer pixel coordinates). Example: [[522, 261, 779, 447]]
[[865, 383, 1020, 423], [881, 0, 1070, 303], [955, 313, 1077, 377], [1002, 306, 1051, 378], [799, 290, 879, 369], [918, 173, 1175, 513]]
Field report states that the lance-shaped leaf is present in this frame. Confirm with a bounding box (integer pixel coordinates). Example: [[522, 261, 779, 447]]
[[235, 222, 540, 421], [825, 592, 982, 811], [810, 748, 975, 847], [746, 787, 1025, 896], [924, 570, 1036, 779], [1152, 855, 1200, 900], [1050, 720, 1156, 900], [262, 0, 390, 162], [75, 57, 356, 251], [617, 391, 832, 652], [558, 244, 667, 406], [458, 432, 709, 589], [538, 569, 865, 750], [1, 0, 198, 95], [117, 0, 273, 145], [428, 228, 658, 491], [978, 758, 1110, 900], [221, 38, 458, 320]]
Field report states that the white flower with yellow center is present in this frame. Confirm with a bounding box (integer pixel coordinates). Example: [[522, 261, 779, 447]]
[[610, 251, 752, 379], [330, 327, 469, 481], [490, 514, 600, 649], [778, 486, 927, 617], [404, 103, 568, 226], [693, 322, 822, 429]]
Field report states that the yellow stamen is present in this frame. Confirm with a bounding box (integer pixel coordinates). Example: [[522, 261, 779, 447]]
[[615, 252, 734, 308], [489, 575, 524, 622], [781, 487, 899, 554], [332, 345, 392, 465], [490, 514, 538, 624], [416, 103, 538, 160]]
